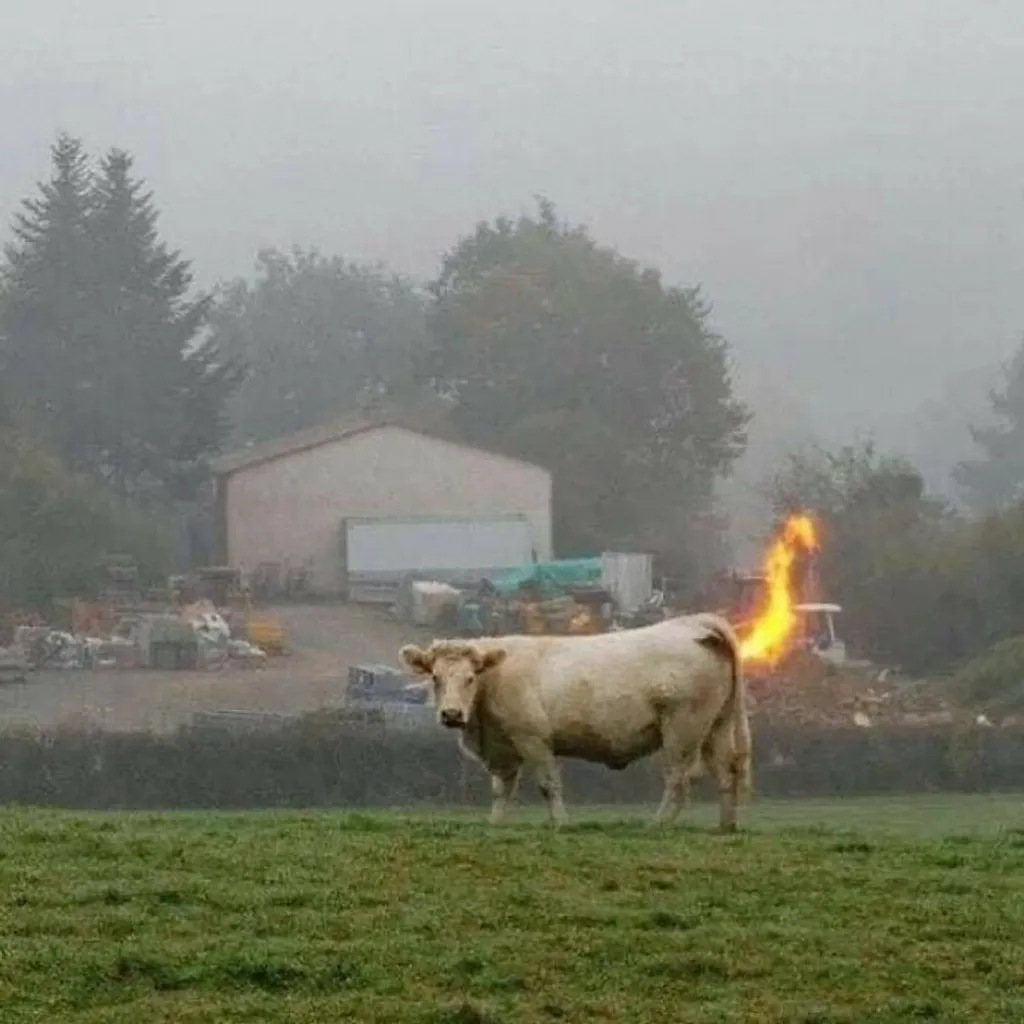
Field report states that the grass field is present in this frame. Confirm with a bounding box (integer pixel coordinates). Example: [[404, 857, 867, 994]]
[[2, 795, 1024, 1023]]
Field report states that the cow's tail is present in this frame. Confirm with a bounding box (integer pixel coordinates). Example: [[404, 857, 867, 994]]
[[691, 613, 753, 801]]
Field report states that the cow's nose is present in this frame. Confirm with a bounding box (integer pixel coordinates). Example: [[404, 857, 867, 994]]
[[440, 708, 464, 728]]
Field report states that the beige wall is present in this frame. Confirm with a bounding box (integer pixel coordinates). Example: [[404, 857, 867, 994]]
[[222, 426, 552, 592]]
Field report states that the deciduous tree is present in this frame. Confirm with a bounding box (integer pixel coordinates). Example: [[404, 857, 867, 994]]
[[763, 441, 966, 671], [422, 198, 749, 574], [0, 428, 172, 609], [209, 248, 429, 445], [954, 338, 1024, 511]]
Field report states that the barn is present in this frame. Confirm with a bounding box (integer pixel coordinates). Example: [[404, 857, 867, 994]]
[[211, 415, 553, 598]]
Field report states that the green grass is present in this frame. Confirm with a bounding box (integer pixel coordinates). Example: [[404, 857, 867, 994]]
[[2, 796, 1024, 1022], [398, 792, 1024, 838]]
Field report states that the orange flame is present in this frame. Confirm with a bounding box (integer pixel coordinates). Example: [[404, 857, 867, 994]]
[[739, 513, 819, 665]]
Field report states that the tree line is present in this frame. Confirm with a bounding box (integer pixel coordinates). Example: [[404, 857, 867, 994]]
[[0, 138, 750, 602], [3, 132, 1024, 683]]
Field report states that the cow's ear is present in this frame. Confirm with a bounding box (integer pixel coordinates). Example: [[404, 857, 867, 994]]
[[400, 644, 435, 676], [475, 647, 507, 674]]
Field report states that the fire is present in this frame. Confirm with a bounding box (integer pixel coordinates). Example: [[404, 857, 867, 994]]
[[739, 513, 819, 665]]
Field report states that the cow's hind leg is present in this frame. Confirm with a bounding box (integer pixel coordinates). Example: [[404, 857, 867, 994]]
[[489, 766, 521, 825], [701, 716, 742, 833], [654, 714, 710, 826]]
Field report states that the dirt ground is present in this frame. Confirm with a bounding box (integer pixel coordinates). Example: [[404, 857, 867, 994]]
[[0, 604, 435, 734]]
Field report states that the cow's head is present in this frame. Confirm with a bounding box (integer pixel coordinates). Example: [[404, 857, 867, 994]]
[[399, 640, 507, 729]]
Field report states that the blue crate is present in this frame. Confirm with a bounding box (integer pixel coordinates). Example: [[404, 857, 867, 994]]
[[347, 663, 427, 705]]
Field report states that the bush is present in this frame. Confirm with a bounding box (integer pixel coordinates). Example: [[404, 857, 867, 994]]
[[764, 442, 1024, 677], [0, 716, 1021, 810], [0, 430, 173, 608], [949, 634, 1024, 713]]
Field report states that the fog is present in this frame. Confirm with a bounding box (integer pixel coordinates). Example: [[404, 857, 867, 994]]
[[4, 0, 1024, 550]]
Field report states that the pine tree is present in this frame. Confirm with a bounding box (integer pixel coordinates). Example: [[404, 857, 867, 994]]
[[0, 133, 98, 466], [2, 136, 239, 500], [86, 148, 239, 498]]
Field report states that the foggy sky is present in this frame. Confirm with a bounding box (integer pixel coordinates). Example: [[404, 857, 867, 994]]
[[4, 0, 1024, 512]]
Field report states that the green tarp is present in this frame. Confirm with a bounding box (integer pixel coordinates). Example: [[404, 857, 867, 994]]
[[483, 558, 603, 598]]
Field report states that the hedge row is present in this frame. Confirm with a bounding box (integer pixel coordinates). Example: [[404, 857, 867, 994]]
[[1, 718, 1023, 810]]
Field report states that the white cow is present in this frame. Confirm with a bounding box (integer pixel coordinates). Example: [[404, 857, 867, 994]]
[[399, 612, 752, 831]]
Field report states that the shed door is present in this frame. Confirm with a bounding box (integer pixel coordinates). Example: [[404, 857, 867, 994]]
[[344, 515, 535, 576]]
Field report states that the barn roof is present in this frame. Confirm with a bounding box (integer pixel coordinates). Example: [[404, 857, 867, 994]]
[[210, 413, 550, 478]]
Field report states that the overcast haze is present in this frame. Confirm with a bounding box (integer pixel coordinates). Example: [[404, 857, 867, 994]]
[[4, 0, 1024, 532]]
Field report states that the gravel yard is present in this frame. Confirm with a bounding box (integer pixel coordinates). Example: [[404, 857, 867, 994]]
[[0, 603, 433, 733]]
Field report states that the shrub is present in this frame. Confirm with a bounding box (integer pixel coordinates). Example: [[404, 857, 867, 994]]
[[0, 715, 1020, 810], [0, 430, 173, 609], [949, 635, 1024, 713]]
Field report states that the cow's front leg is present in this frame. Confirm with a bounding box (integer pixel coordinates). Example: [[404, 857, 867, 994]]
[[512, 738, 568, 828], [489, 766, 521, 825], [533, 756, 568, 827]]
